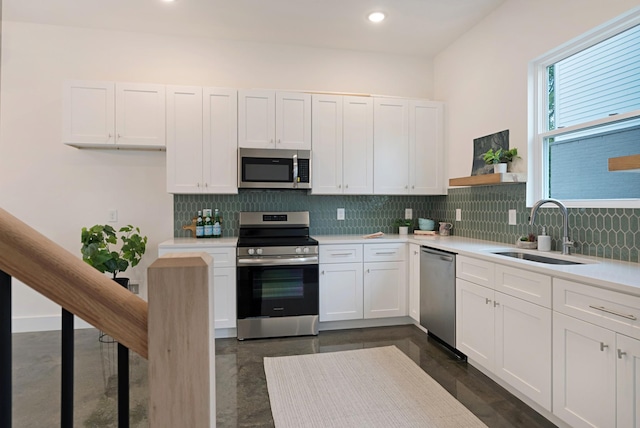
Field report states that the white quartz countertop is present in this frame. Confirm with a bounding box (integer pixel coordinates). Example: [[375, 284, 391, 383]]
[[158, 234, 640, 296], [159, 237, 238, 247]]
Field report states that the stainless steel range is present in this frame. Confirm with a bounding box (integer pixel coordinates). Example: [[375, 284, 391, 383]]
[[236, 211, 319, 340]]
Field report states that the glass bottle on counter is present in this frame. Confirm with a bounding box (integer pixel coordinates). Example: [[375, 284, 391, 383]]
[[195, 210, 204, 239], [203, 209, 213, 238], [212, 209, 222, 238]]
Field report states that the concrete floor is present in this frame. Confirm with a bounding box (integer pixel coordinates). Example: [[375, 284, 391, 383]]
[[11, 325, 556, 427]]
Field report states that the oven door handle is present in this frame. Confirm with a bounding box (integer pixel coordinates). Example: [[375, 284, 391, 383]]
[[237, 256, 318, 266]]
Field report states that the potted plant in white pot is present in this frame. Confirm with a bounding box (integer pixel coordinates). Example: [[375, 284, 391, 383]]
[[393, 219, 413, 235], [482, 148, 520, 173], [81, 224, 148, 288]]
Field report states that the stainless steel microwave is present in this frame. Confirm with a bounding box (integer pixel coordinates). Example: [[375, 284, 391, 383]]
[[238, 148, 312, 189]]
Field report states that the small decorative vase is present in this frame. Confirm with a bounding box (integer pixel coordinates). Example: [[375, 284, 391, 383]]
[[494, 163, 507, 174]]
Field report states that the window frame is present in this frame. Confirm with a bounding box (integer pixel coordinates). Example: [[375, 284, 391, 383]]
[[528, 8, 640, 208]]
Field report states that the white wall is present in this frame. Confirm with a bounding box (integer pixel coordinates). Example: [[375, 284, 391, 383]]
[[0, 21, 433, 331], [434, 0, 640, 180]]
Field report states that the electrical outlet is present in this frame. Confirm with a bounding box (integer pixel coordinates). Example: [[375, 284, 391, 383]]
[[455, 208, 462, 222], [508, 209, 517, 225], [337, 208, 345, 220], [108, 209, 118, 223], [405, 208, 413, 219], [128, 283, 139, 294]]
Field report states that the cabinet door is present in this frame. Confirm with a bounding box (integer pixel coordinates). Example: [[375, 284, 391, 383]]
[[238, 90, 275, 148], [373, 98, 409, 194], [409, 100, 444, 195], [456, 279, 494, 369], [311, 95, 343, 194], [213, 267, 237, 329], [203, 88, 238, 194], [276, 92, 312, 150], [494, 291, 552, 411], [63, 80, 115, 146], [363, 261, 407, 319], [408, 244, 421, 322], [319, 262, 363, 321], [115, 83, 165, 147], [553, 312, 616, 428], [166, 86, 204, 194], [343, 96, 374, 194], [617, 334, 640, 428]]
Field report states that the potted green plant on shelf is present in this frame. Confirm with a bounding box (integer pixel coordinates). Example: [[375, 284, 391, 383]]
[[482, 148, 520, 173], [81, 224, 148, 288], [393, 219, 413, 235]]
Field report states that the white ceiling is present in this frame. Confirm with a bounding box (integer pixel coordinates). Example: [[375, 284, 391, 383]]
[[3, 0, 507, 57]]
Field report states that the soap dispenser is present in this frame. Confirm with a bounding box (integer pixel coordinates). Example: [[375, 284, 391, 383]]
[[538, 227, 551, 252]]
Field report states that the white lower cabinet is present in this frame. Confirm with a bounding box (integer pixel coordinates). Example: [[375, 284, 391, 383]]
[[456, 278, 495, 367], [364, 261, 407, 319], [319, 262, 363, 321], [553, 312, 616, 427], [456, 256, 552, 411], [319, 242, 408, 321], [408, 243, 420, 322], [617, 334, 640, 428], [552, 277, 640, 428], [157, 246, 236, 330]]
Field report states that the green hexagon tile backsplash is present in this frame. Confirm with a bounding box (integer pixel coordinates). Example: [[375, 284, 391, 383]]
[[174, 184, 639, 263]]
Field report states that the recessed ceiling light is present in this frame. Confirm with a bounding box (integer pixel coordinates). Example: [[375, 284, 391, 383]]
[[368, 12, 386, 23]]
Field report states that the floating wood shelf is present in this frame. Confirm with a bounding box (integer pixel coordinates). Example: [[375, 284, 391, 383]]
[[449, 173, 527, 187], [608, 154, 640, 172]]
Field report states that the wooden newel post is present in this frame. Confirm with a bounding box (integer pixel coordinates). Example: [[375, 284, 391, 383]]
[[147, 253, 215, 427]]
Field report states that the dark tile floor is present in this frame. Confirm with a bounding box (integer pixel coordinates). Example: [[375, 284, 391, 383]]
[[12, 325, 557, 427]]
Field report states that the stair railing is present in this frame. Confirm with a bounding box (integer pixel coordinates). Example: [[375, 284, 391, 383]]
[[0, 207, 214, 427]]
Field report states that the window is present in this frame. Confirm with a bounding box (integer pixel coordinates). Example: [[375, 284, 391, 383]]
[[529, 9, 640, 208]]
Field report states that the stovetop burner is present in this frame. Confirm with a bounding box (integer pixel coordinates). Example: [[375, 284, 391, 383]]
[[237, 211, 317, 247]]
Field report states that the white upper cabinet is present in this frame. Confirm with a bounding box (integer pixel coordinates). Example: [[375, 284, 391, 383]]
[[311, 95, 374, 194], [238, 90, 311, 149], [311, 94, 343, 194], [409, 100, 445, 194], [373, 98, 409, 194], [373, 97, 445, 195], [166, 86, 238, 194], [63, 80, 165, 149], [203, 88, 238, 194], [343, 96, 374, 194], [166, 86, 203, 193]]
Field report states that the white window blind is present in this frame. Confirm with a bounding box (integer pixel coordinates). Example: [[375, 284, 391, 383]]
[[554, 23, 640, 129]]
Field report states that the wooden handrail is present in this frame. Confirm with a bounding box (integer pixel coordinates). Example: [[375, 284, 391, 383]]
[[0, 208, 148, 358]]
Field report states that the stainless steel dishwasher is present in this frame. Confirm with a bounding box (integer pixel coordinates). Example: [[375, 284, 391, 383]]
[[420, 246, 464, 358]]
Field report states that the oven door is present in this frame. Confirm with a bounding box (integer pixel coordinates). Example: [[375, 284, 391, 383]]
[[237, 262, 319, 319]]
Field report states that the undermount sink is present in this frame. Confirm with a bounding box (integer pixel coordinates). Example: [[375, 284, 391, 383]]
[[492, 251, 585, 265]]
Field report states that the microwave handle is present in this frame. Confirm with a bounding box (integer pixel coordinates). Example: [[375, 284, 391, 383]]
[[292, 154, 298, 188]]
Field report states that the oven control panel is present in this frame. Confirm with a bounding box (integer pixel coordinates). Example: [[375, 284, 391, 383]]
[[237, 246, 319, 257]]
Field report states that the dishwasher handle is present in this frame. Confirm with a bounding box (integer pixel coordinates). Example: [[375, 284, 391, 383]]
[[421, 248, 454, 262]]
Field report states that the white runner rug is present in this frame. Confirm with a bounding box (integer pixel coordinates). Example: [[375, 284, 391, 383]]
[[264, 345, 488, 428]]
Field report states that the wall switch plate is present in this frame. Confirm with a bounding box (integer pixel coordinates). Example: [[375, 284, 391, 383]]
[[508, 209, 517, 225], [455, 208, 462, 222], [337, 208, 345, 220], [108, 209, 118, 223], [405, 208, 413, 219]]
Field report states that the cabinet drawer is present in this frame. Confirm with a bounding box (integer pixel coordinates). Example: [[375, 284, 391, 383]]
[[553, 278, 640, 340], [158, 246, 236, 268], [495, 264, 551, 308], [364, 243, 406, 262], [320, 244, 363, 263], [456, 255, 494, 288]]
